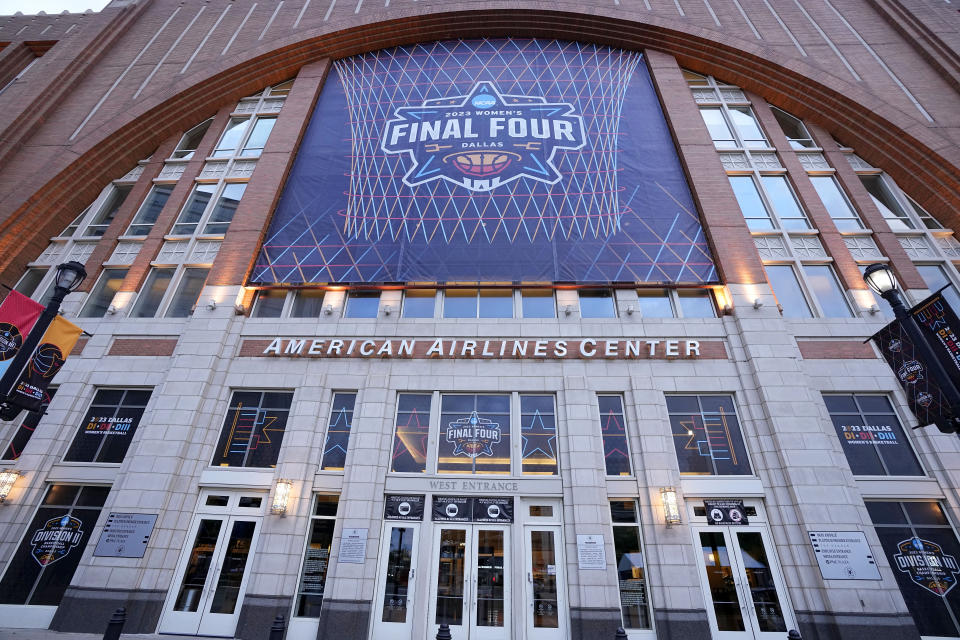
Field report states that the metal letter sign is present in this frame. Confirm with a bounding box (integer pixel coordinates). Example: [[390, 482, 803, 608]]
[[252, 39, 717, 285]]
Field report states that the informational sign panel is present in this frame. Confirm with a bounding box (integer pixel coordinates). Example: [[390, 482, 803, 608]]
[[472, 497, 514, 523], [704, 500, 749, 526], [577, 534, 606, 570], [93, 512, 157, 558], [252, 39, 716, 285], [383, 495, 425, 521], [430, 496, 514, 523], [808, 531, 882, 580], [338, 528, 368, 564]]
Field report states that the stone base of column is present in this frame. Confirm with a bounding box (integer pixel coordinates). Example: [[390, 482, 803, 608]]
[[316, 598, 372, 640], [652, 608, 712, 640], [795, 610, 920, 640], [236, 593, 294, 640], [569, 607, 622, 640], [49, 586, 164, 634]]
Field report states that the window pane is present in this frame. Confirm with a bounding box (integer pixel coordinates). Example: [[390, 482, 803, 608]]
[[915, 265, 960, 315], [402, 289, 435, 318], [765, 265, 812, 318], [444, 290, 477, 318], [291, 290, 325, 317], [598, 395, 630, 476], [130, 268, 175, 318], [670, 395, 751, 475], [728, 107, 767, 147], [803, 265, 852, 317], [521, 289, 555, 318], [173, 184, 216, 235], [760, 176, 809, 229], [728, 176, 774, 230], [212, 391, 293, 467], [14, 268, 47, 298], [438, 394, 511, 474], [79, 269, 127, 318], [520, 395, 557, 475], [84, 185, 131, 237], [127, 185, 173, 236], [295, 517, 336, 617], [860, 175, 914, 230], [809, 176, 863, 230], [677, 290, 716, 318], [904, 195, 943, 230], [173, 119, 212, 159], [252, 290, 286, 317], [610, 501, 637, 524], [392, 393, 431, 473], [478, 290, 512, 318], [825, 394, 922, 476], [240, 117, 276, 157], [636, 289, 673, 318], [613, 525, 650, 628], [64, 388, 152, 463], [345, 292, 380, 318], [770, 107, 814, 149], [203, 183, 246, 235], [699, 108, 735, 148], [579, 290, 616, 318], [320, 393, 357, 471], [165, 268, 209, 318], [212, 118, 249, 157]]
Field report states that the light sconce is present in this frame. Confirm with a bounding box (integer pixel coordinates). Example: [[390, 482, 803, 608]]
[[563, 305, 574, 316], [625, 306, 635, 316], [207, 299, 217, 310], [271, 479, 293, 515], [106, 304, 118, 315], [867, 304, 880, 316], [660, 486, 681, 526], [322, 304, 334, 316], [234, 303, 246, 315], [0, 469, 21, 503], [383, 305, 393, 316], [752, 298, 763, 310]]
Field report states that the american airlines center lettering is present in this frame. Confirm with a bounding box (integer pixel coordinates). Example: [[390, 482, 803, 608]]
[[382, 82, 585, 192]]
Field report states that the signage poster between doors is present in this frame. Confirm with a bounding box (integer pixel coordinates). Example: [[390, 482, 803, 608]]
[[384, 495, 425, 521], [704, 499, 749, 525], [431, 496, 514, 523]]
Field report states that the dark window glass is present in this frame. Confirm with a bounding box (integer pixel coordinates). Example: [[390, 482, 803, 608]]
[[391, 393, 432, 473], [868, 502, 960, 637], [172, 119, 212, 159], [252, 290, 286, 317], [14, 268, 47, 298], [203, 183, 246, 235], [64, 389, 152, 463], [636, 289, 673, 318], [127, 185, 174, 236], [860, 175, 914, 230], [295, 495, 339, 617], [381, 526, 414, 622], [803, 265, 852, 318], [291, 290, 325, 317], [84, 185, 131, 237], [520, 395, 557, 476], [438, 394, 510, 474], [521, 290, 554, 318], [824, 394, 923, 477], [668, 395, 751, 475], [345, 292, 380, 318], [165, 268, 209, 318], [2, 387, 56, 460], [206, 495, 229, 506], [320, 393, 357, 471], [598, 395, 631, 476], [610, 501, 637, 524], [212, 391, 293, 467], [240, 117, 276, 157], [78, 269, 128, 318], [915, 265, 960, 320], [579, 290, 616, 318], [810, 176, 863, 231], [0, 484, 108, 605], [313, 495, 338, 517], [130, 268, 175, 318], [402, 290, 435, 318], [612, 510, 651, 629], [770, 107, 814, 149], [172, 184, 216, 235], [728, 176, 774, 230], [765, 265, 812, 318], [212, 118, 250, 157]]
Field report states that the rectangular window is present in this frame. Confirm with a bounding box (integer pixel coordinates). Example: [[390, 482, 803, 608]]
[[915, 264, 960, 318], [443, 289, 512, 318], [728, 107, 767, 148], [677, 289, 717, 318], [294, 495, 339, 618], [636, 289, 674, 318], [291, 290, 326, 317], [770, 107, 814, 149], [83, 185, 131, 237], [391, 393, 431, 473], [130, 267, 175, 318], [240, 117, 276, 157], [765, 265, 812, 318], [345, 291, 380, 318], [598, 395, 631, 476], [212, 391, 293, 467], [78, 268, 128, 318], [760, 176, 809, 229], [165, 268, 209, 318], [802, 264, 852, 317], [521, 289, 555, 318], [728, 176, 774, 230], [699, 108, 736, 149], [63, 389, 152, 463], [126, 184, 174, 236], [438, 394, 510, 474], [824, 395, 923, 476], [212, 118, 250, 157], [867, 502, 960, 637], [14, 267, 48, 298], [172, 184, 216, 235], [520, 395, 557, 475], [2, 387, 56, 460], [402, 289, 436, 318], [667, 395, 752, 475], [579, 289, 616, 318], [202, 183, 246, 235], [171, 119, 212, 160], [320, 393, 357, 471], [809, 176, 864, 231], [610, 501, 651, 629], [252, 290, 287, 317], [860, 175, 914, 230], [0, 485, 109, 605]]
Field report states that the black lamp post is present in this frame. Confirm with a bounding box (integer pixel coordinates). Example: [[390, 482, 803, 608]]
[[863, 262, 960, 433], [0, 261, 86, 421]]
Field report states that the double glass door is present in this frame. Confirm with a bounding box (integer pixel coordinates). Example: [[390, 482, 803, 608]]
[[695, 526, 792, 639], [430, 525, 510, 640], [160, 513, 262, 636]]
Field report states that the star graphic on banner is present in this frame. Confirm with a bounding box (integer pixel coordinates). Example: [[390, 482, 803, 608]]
[[323, 407, 353, 458], [393, 408, 429, 464], [521, 410, 556, 460]]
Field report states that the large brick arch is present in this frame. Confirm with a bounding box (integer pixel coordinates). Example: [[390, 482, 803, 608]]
[[1, 7, 958, 283]]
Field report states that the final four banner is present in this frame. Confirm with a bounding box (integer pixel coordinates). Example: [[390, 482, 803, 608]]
[[252, 39, 717, 284], [9, 315, 82, 413], [0, 291, 44, 379]]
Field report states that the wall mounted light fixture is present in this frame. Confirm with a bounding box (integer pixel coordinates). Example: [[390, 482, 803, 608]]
[[271, 479, 293, 515], [0, 469, 21, 503], [660, 486, 681, 526]]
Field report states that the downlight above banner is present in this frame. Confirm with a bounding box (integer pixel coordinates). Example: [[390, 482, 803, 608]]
[[252, 39, 717, 285]]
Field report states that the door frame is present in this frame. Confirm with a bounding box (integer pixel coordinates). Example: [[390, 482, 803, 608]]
[[523, 523, 567, 640], [370, 521, 421, 640]]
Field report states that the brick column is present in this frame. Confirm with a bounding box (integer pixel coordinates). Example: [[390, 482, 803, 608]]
[[645, 50, 767, 286]]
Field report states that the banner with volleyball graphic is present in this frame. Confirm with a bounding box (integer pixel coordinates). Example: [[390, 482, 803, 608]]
[[9, 315, 82, 413], [0, 291, 44, 379], [251, 39, 716, 285]]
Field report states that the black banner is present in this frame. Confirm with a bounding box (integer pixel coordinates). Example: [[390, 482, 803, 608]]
[[432, 496, 472, 522], [912, 293, 960, 391], [384, 495, 425, 521], [430, 496, 514, 523], [472, 497, 514, 523], [704, 500, 748, 525]]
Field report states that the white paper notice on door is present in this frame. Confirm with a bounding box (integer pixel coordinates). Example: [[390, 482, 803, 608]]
[[339, 528, 368, 564], [576, 534, 606, 570]]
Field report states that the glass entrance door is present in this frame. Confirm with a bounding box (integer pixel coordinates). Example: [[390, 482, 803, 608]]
[[430, 525, 509, 640], [695, 527, 792, 639], [160, 515, 261, 636], [525, 526, 566, 640], [371, 523, 420, 639]]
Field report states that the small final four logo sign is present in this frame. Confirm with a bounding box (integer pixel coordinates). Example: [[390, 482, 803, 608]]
[[446, 411, 502, 458], [382, 82, 586, 192]]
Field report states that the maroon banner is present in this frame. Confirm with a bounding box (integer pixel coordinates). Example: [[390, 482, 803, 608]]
[[0, 291, 44, 380]]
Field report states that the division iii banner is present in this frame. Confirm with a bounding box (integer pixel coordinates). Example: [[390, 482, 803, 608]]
[[252, 39, 717, 284]]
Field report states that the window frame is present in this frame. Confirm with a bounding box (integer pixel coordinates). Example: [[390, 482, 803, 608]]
[[634, 288, 717, 318], [124, 183, 176, 237], [127, 264, 210, 319], [609, 500, 653, 630], [291, 494, 339, 619], [210, 389, 295, 469], [78, 268, 129, 318], [62, 388, 153, 465], [666, 393, 754, 477]]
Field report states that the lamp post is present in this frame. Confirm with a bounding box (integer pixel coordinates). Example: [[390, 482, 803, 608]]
[[0, 261, 86, 421], [863, 263, 960, 434]]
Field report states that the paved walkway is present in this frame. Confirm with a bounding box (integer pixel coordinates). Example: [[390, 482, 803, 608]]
[[0, 631, 216, 640]]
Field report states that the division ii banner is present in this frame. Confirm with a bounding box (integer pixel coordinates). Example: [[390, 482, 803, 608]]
[[0, 291, 44, 379], [252, 39, 717, 285], [9, 315, 82, 413]]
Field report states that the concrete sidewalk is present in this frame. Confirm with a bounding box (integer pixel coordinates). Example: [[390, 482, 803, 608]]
[[0, 631, 219, 640]]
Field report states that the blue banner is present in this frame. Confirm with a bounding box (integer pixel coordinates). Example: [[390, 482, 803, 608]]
[[251, 39, 717, 284]]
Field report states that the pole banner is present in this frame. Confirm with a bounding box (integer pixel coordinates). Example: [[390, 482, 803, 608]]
[[912, 292, 960, 393], [9, 315, 82, 412], [0, 291, 44, 379]]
